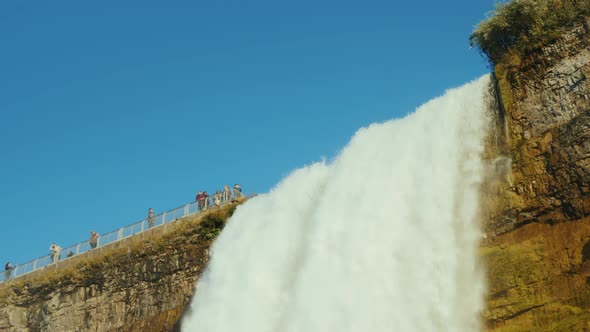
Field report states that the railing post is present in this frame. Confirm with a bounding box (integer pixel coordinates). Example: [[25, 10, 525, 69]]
[[118, 227, 124, 240], [33, 259, 38, 270], [76, 243, 81, 255], [141, 220, 145, 232], [184, 204, 189, 217], [13, 266, 18, 277], [162, 212, 167, 225], [97, 236, 101, 248]]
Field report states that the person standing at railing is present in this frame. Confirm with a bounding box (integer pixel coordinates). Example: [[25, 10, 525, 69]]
[[223, 185, 230, 202], [214, 190, 222, 206], [196, 191, 204, 211], [147, 208, 156, 228], [233, 183, 243, 199], [203, 191, 210, 210], [89, 230, 100, 249], [50, 243, 62, 264], [4, 262, 13, 280]]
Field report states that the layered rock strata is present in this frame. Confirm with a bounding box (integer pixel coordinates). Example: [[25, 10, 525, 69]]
[[483, 18, 590, 331], [0, 204, 237, 332]]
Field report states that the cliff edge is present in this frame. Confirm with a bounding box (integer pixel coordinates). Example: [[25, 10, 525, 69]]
[[473, 1, 590, 330], [0, 203, 240, 332]]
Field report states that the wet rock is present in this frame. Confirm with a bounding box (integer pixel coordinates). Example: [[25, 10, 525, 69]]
[[483, 17, 590, 331]]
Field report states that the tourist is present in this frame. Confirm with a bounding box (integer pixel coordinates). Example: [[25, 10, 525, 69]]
[[147, 208, 156, 228], [4, 262, 13, 280], [49, 243, 62, 264], [223, 185, 231, 202], [89, 230, 100, 249], [203, 191, 210, 210], [214, 190, 222, 206], [233, 183, 243, 199], [196, 191, 204, 211]]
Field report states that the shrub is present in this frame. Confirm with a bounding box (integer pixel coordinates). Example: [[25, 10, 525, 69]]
[[470, 0, 590, 66], [204, 228, 222, 240]]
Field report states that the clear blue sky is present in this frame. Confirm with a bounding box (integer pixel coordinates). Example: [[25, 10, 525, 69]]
[[0, 1, 495, 266]]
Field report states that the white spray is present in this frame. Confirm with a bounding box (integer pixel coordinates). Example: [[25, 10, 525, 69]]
[[182, 75, 490, 332]]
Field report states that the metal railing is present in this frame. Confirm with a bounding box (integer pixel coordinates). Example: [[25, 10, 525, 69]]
[[1, 190, 247, 283]]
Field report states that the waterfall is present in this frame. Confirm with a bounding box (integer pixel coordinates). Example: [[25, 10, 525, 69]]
[[182, 75, 490, 332]]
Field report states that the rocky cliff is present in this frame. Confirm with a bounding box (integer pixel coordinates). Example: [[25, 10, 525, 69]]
[[482, 16, 590, 331], [0, 203, 239, 332]]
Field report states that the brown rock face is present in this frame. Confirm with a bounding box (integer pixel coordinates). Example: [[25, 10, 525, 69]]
[[485, 219, 590, 331], [483, 18, 590, 330], [0, 205, 237, 332], [486, 19, 590, 235]]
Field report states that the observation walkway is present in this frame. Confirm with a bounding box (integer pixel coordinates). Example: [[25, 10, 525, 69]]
[[1, 191, 249, 284]]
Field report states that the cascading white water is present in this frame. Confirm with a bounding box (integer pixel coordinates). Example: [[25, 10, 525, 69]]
[[182, 75, 490, 332]]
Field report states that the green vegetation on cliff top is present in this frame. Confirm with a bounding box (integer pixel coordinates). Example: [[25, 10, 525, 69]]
[[470, 0, 590, 66]]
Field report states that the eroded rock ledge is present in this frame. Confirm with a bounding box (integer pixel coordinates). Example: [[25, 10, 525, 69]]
[[0, 203, 240, 332]]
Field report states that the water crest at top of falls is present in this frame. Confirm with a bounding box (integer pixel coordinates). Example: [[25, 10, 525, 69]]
[[182, 75, 491, 332]]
